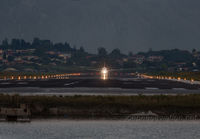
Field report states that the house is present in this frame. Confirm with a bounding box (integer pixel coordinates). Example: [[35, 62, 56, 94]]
[[46, 51, 57, 55], [91, 61, 97, 65], [129, 55, 145, 64], [23, 56, 39, 60], [2, 59, 9, 64], [14, 57, 22, 61], [175, 62, 187, 67], [58, 53, 71, 60], [147, 56, 163, 62], [0, 49, 3, 54], [5, 49, 16, 56], [0, 55, 3, 61], [123, 58, 128, 62], [16, 49, 35, 53], [192, 50, 200, 59]]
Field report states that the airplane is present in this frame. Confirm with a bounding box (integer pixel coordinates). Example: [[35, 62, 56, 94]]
[[80, 63, 138, 80]]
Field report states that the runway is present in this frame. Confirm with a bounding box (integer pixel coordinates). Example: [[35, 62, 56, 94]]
[[0, 77, 200, 95]]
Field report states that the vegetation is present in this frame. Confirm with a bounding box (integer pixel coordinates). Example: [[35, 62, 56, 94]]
[[1, 94, 200, 118]]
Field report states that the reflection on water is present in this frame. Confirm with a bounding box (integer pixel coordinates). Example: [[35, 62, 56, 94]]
[[0, 120, 200, 139]]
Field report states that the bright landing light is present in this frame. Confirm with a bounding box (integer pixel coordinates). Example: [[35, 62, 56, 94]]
[[101, 67, 108, 80], [101, 67, 108, 74]]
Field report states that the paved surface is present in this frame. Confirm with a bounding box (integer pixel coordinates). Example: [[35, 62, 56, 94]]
[[0, 78, 199, 95], [0, 78, 199, 89]]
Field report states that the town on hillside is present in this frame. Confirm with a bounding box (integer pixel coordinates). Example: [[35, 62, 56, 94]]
[[0, 38, 200, 73]]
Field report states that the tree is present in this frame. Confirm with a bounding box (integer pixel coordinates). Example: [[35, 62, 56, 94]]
[[2, 38, 9, 48], [3, 52, 7, 59], [79, 46, 85, 53], [11, 39, 20, 49], [73, 45, 77, 51], [32, 38, 41, 48], [128, 52, 133, 57], [192, 48, 197, 54], [98, 47, 107, 57], [109, 48, 121, 58], [148, 48, 153, 52], [7, 56, 14, 62]]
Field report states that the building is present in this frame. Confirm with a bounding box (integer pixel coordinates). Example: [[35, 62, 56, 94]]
[[0, 49, 3, 54], [129, 55, 145, 64], [0, 104, 31, 121], [58, 53, 71, 60], [147, 56, 163, 62], [16, 49, 35, 53], [46, 51, 57, 55], [23, 56, 39, 60]]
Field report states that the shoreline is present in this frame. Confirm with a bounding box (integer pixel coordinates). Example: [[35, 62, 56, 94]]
[[1, 94, 200, 122], [1, 117, 200, 122]]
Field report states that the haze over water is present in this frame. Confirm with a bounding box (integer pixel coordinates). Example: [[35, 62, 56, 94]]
[[0, 120, 200, 139]]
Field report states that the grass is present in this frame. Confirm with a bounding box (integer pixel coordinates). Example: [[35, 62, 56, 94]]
[[1, 94, 200, 117]]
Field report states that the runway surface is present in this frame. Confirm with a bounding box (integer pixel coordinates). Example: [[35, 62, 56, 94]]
[[0, 77, 200, 95]]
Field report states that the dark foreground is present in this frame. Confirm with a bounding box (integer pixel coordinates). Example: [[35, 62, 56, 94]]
[[1, 94, 200, 119], [1, 78, 200, 120]]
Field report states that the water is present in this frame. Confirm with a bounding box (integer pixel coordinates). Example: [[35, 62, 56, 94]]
[[0, 120, 200, 139]]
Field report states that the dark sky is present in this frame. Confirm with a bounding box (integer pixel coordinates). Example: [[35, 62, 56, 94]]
[[0, 0, 200, 53]]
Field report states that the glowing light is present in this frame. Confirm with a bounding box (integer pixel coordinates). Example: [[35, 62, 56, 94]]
[[101, 67, 108, 74], [103, 74, 106, 80], [101, 67, 108, 80]]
